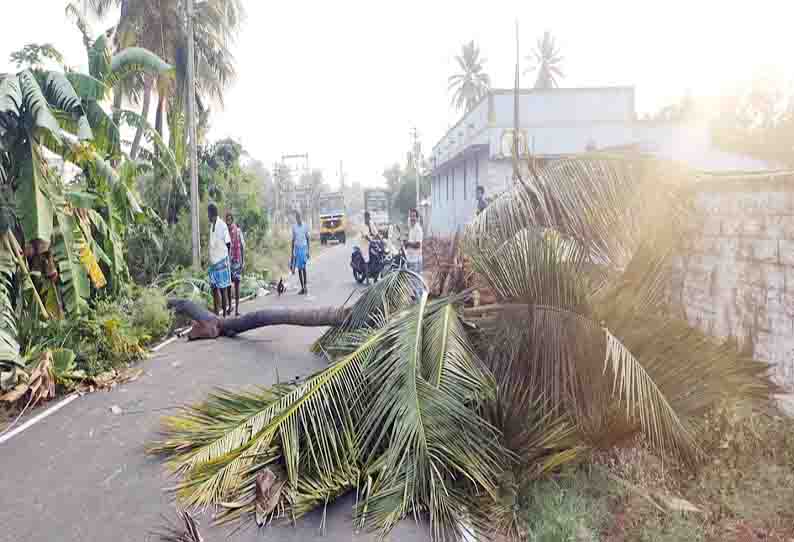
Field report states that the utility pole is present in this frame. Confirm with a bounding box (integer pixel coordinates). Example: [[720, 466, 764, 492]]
[[186, 0, 201, 269], [410, 127, 421, 209]]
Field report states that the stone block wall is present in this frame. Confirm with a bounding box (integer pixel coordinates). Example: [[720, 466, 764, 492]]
[[669, 174, 794, 388]]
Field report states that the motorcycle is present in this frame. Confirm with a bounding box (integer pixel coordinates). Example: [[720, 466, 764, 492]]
[[351, 239, 404, 284]]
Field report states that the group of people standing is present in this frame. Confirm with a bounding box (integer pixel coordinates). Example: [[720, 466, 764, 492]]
[[207, 205, 311, 318], [207, 203, 246, 317], [206, 201, 426, 317]]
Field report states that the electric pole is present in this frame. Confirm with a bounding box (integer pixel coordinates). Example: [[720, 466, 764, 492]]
[[186, 0, 201, 269]]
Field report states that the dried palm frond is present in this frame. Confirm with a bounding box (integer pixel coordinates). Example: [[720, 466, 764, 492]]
[[465, 155, 776, 465], [152, 509, 203, 542]]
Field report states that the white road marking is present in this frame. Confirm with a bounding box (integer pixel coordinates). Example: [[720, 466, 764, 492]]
[[0, 393, 79, 445]]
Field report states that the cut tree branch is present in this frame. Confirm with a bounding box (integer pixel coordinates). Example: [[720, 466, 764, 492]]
[[167, 299, 350, 340]]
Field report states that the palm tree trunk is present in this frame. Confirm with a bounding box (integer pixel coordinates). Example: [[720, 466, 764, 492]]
[[130, 75, 153, 160], [168, 299, 350, 340]]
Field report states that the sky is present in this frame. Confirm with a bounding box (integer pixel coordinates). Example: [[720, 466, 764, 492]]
[[2, 0, 793, 189]]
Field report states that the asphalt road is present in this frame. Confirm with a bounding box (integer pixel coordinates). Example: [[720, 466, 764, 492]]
[[0, 243, 428, 542]]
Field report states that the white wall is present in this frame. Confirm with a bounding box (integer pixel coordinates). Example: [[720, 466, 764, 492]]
[[429, 149, 489, 236], [634, 121, 777, 172], [488, 122, 635, 157], [490, 88, 635, 126]]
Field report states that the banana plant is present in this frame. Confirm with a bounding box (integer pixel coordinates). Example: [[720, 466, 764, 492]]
[[0, 36, 170, 390]]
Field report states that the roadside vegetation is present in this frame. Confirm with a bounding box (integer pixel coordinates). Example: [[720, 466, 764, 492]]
[[0, 1, 283, 420]]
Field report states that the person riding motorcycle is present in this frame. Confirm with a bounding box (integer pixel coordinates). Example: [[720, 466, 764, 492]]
[[361, 212, 380, 285]]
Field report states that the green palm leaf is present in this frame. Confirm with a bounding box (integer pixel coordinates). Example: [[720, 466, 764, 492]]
[[0, 74, 22, 114], [66, 72, 108, 102], [116, 108, 178, 180], [40, 71, 92, 141], [19, 70, 61, 145], [353, 296, 506, 538], [88, 32, 112, 82], [151, 328, 374, 510], [83, 100, 120, 156], [312, 270, 418, 355], [16, 141, 54, 250], [51, 203, 91, 314]]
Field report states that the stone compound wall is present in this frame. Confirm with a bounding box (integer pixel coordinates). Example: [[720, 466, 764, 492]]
[[669, 174, 794, 388]]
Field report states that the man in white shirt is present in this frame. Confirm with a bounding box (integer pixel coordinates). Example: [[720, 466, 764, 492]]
[[404, 208, 423, 275], [207, 203, 232, 316]]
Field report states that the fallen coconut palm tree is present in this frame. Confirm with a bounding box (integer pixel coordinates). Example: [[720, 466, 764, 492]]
[[155, 155, 779, 542], [166, 299, 352, 340]]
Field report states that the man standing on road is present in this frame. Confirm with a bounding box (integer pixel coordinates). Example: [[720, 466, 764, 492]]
[[291, 210, 310, 295], [404, 207, 423, 276], [207, 203, 232, 316], [476, 185, 488, 215], [226, 211, 245, 316]]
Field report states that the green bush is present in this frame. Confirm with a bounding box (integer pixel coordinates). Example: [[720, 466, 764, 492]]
[[17, 288, 175, 377], [131, 288, 173, 343], [74, 298, 146, 375]]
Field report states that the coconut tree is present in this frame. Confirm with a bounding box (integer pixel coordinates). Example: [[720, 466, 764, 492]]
[[448, 40, 491, 113], [153, 152, 777, 541], [525, 31, 564, 89], [83, 0, 244, 159]]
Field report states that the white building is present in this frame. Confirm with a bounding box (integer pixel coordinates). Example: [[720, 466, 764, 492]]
[[428, 87, 774, 236]]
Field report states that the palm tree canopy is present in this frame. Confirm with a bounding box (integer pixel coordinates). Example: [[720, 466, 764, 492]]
[[525, 31, 564, 89], [448, 40, 491, 113]]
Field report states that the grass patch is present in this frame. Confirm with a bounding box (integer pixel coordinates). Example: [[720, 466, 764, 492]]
[[519, 469, 614, 541], [584, 406, 794, 542]]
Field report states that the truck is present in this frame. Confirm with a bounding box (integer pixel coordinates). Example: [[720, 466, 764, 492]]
[[318, 191, 346, 245], [363, 189, 391, 237]]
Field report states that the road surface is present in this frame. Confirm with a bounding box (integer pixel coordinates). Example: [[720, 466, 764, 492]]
[[0, 243, 428, 542]]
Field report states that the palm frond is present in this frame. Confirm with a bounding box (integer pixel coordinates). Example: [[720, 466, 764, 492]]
[[150, 327, 373, 509], [312, 270, 418, 355], [152, 509, 204, 542], [469, 155, 691, 271], [354, 295, 507, 539]]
